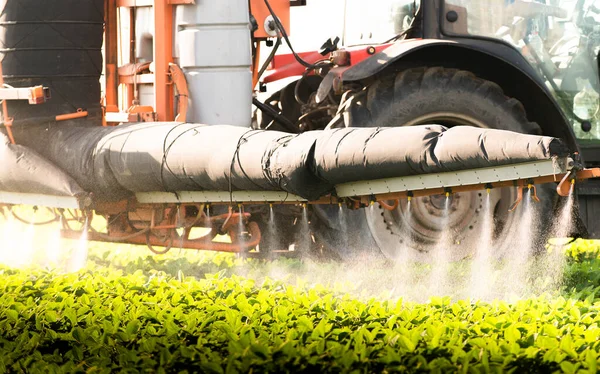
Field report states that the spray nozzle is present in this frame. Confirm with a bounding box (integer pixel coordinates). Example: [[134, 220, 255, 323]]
[[302, 203, 307, 208], [338, 202, 343, 208], [443, 188, 452, 198], [571, 179, 576, 185], [407, 196, 412, 202], [527, 184, 533, 190], [269, 203, 273, 209], [484, 183, 493, 194]]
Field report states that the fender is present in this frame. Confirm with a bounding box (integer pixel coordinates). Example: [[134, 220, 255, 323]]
[[319, 38, 579, 151]]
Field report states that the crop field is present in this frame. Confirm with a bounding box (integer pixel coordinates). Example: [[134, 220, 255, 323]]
[[1, 239, 600, 373]]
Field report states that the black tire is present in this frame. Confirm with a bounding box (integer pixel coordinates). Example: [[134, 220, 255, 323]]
[[342, 67, 541, 133], [313, 67, 555, 260]]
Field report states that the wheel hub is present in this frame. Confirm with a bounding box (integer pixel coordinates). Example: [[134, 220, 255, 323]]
[[366, 187, 515, 259], [390, 191, 483, 243]]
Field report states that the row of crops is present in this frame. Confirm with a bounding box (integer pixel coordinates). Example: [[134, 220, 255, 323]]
[[1, 240, 600, 372]]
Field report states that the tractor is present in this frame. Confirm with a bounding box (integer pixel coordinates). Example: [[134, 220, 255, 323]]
[[0, 0, 598, 261], [253, 0, 600, 258]]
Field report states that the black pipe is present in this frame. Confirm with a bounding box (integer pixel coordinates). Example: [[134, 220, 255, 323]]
[[252, 97, 298, 133]]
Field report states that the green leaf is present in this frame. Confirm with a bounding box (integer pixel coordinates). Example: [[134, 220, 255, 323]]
[[126, 320, 140, 335], [398, 335, 416, 352], [505, 325, 521, 342], [250, 343, 269, 359], [586, 349, 598, 373], [71, 327, 86, 342], [200, 362, 224, 374], [5, 309, 18, 322], [45, 310, 58, 323], [560, 361, 577, 374], [65, 308, 77, 326]]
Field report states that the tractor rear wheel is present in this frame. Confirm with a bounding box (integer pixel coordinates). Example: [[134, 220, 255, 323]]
[[313, 67, 555, 260]]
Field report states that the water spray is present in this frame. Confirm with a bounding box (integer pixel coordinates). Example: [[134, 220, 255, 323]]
[[237, 203, 245, 238], [298, 203, 310, 253], [469, 187, 495, 300]]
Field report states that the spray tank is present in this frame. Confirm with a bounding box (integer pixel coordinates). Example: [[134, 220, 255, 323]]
[[0, 0, 104, 129], [0, 0, 102, 205], [175, 1, 253, 126]]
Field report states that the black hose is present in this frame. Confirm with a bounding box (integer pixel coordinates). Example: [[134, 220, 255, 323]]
[[263, 0, 331, 70], [384, 27, 415, 43], [294, 71, 310, 106], [10, 207, 59, 226], [293, 59, 331, 106], [257, 37, 282, 81], [297, 106, 338, 123], [252, 97, 298, 132]]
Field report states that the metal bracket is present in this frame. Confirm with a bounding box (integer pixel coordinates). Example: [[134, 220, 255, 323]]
[[136, 190, 308, 204], [0, 86, 50, 105], [0, 191, 91, 210], [335, 158, 572, 198]]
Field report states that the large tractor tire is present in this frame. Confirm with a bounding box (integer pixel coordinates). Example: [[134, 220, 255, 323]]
[[312, 67, 555, 260]]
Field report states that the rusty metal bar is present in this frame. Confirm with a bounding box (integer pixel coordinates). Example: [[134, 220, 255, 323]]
[[56, 110, 88, 122], [61, 221, 261, 253], [0, 61, 15, 144], [153, 0, 174, 121], [117, 0, 152, 7], [168, 63, 189, 122], [126, 7, 136, 110], [104, 0, 119, 113]]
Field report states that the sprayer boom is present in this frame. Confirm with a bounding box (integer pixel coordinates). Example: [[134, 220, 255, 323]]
[[1, 155, 597, 210], [130, 156, 591, 206], [1, 123, 596, 256]]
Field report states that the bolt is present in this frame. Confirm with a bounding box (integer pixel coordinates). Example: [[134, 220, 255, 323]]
[[475, 208, 481, 213], [428, 209, 435, 215]]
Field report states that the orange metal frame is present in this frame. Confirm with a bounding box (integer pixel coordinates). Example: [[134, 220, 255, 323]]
[[61, 203, 261, 254], [104, 0, 119, 113], [0, 63, 15, 144], [105, 0, 178, 122], [153, 0, 174, 121], [105, 0, 289, 122], [250, 0, 290, 38]]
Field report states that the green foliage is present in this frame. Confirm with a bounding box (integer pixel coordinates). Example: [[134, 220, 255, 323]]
[[562, 240, 600, 297], [1, 241, 600, 372], [564, 239, 600, 263]]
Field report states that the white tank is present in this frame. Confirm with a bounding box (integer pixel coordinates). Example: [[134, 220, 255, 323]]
[[175, 1, 252, 126]]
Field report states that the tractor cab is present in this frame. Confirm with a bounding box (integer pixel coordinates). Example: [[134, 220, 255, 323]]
[[442, 0, 600, 142]]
